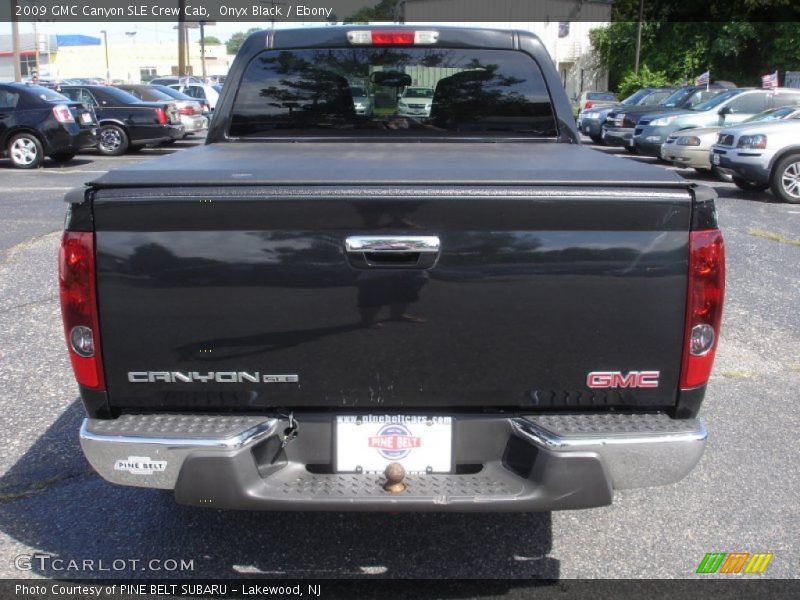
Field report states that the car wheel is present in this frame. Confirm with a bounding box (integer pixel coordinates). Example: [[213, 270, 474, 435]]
[[712, 167, 733, 183], [50, 151, 76, 164], [590, 135, 604, 145], [769, 154, 800, 204], [7, 133, 44, 169], [732, 176, 769, 193], [97, 125, 129, 156]]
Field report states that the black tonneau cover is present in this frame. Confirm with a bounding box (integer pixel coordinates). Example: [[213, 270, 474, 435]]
[[89, 143, 685, 189]]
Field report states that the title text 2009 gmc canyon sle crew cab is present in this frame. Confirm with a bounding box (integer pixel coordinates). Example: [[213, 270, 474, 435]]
[[60, 27, 724, 511]]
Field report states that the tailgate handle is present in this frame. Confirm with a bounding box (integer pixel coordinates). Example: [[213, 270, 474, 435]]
[[345, 236, 440, 269]]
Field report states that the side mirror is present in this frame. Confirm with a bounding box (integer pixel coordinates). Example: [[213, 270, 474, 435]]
[[718, 106, 731, 116]]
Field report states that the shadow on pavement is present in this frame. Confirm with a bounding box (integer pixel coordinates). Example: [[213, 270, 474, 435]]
[[0, 402, 559, 587]]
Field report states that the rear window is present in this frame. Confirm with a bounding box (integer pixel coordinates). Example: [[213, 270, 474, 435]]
[[230, 48, 558, 139], [587, 92, 616, 101]]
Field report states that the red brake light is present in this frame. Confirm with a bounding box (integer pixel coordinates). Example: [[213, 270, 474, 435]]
[[371, 31, 415, 45], [52, 104, 75, 124], [584, 101, 594, 109], [178, 106, 196, 115], [155, 107, 168, 124], [59, 232, 105, 390], [680, 229, 725, 389]]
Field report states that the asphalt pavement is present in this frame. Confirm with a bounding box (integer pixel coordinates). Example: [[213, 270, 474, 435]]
[[0, 137, 797, 586]]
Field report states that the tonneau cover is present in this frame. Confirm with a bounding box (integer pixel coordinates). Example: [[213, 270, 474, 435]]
[[89, 142, 686, 188]]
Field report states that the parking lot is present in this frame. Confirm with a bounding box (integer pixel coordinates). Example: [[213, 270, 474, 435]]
[[0, 135, 797, 584]]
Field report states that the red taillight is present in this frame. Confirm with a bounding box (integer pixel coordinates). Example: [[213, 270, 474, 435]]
[[155, 107, 168, 124], [680, 229, 725, 389], [52, 104, 75, 124], [59, 232, 105, 390], [584, 101, 594, 110], [178, 105, 196, 115]]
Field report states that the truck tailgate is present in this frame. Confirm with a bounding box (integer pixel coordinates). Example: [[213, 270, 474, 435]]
[[91, 148, 692, 411]]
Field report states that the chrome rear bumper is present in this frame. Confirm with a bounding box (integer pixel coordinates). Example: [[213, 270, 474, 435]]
[[80, 412, 706, 511]]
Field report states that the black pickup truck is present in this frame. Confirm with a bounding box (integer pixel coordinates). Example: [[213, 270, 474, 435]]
[[61, 26, 724, 512]]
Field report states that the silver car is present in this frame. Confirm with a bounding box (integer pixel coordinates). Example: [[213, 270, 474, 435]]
[[711, 116, 800, 203], [349, 85, 373, 116]]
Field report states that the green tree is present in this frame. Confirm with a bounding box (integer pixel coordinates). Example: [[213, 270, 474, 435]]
[[226, 28, 260, 55], [202, 35, 222, 45], [344, 0, 401, 23], [616, 65, 672, 97]]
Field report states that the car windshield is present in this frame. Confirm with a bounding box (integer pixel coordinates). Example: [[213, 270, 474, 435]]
[[151, 85, 194, 101], [126, 87, 174, 101], [99, 87, 144, 104], [621, 89, 652, 106], [691, 89, 742, 111], [661, 88, 692, 107], [28, 86, 70, 102], [350, 86, 367, 97], [744, 106, 796, 122], [403, 88, 434, 98], [587, 92, 616, 101], [230, 48, 558, 139]]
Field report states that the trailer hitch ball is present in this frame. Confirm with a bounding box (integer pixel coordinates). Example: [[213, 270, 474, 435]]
[[383, 462, 407, 493]]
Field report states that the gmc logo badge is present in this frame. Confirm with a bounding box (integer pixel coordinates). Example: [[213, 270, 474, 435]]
[[587, 371, 660, 389]]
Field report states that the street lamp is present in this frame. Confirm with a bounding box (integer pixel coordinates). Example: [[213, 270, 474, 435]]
[[100, 29, 110, 83]]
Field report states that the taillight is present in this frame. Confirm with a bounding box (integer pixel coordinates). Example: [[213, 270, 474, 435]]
[[347, 30, 439, 46], [178, 105, 196, 115], [59, 232, 105, 390], [680, 229, 725, 389], [52, 104, 75, 124], [584, 101, 594, 110], [155, 107, 168, 125]]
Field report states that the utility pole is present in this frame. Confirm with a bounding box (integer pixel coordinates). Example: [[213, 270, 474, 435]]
[[32, 21, 40, 77], [178, 0, 186, 76], [11, 0, 22, 81], [100, 30, 110, 83], [199, 21, 206, 80], [634, 0, 644, 74]]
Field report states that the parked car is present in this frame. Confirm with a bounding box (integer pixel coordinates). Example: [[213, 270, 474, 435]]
[[632, 88, 800, 157], [169, 83, 221, 111], [396, 86, 434, 117], [58, 85, 184, 155], [117, 84, 208, 138], [711, 115, 800, 202], [0, 83, 97, 168], [349, 84, 373, 116], [603, 85, 731, 150], [149, 76, 203, 87], [578, 88, 670, 144], [576, 90, 618, 113], [662, 105, 800, 178]]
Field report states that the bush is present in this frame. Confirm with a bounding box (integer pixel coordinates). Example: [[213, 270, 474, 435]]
[[616, 65, 672, 98]]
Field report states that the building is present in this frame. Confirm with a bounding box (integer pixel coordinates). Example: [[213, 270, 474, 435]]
[[403, 0, 613, 100], [0, 33, 232, 83]]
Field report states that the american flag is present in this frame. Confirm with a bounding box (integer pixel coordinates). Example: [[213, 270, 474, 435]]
[[695, 71, 710, 86], [761, 70, 779, 89]]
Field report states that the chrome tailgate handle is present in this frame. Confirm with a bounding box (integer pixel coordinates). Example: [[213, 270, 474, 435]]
[[345, 236, 440, 253], [344, 236, 440, 269]]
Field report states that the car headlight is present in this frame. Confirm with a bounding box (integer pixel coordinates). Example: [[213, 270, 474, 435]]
[[737, 134, 767, 150], [649, 115, 678, 126], [425, 104, 431, 111], [398, 101, 407, 108], [676, 135, 702, 146]]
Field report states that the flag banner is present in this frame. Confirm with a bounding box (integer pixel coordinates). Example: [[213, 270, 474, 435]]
[[695, 71, 710, 85], [762, 70, 779, 89]]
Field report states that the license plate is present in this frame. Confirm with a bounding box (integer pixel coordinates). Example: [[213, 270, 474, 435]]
[[80, 113, 93, 124], [712, 153, 721, 165], [335, 415, 453, 474]]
